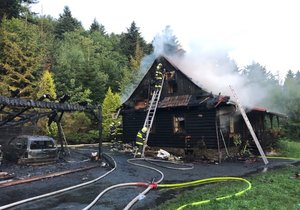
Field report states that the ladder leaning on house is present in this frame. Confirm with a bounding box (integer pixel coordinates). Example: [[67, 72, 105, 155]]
[[229, 85, 269, 165], [140, 76, 165, 158]]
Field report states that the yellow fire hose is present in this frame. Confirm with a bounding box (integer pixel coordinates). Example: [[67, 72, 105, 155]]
[[158, 177, 252, 210]]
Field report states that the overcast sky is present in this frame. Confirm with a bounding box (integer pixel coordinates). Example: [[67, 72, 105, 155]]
[[31, 0, 300, 80]]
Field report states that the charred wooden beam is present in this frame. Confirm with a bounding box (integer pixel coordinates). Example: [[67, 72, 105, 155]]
[[0, 95, 95, 111]]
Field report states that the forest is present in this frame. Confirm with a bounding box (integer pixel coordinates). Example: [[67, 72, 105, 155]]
[[0, 1, 299, 143]]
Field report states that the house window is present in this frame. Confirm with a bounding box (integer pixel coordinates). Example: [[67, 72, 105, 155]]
[[173, 115, 186, 133]]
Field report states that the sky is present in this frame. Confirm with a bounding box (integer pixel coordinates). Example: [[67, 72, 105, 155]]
[[31, 0, 300, 80]]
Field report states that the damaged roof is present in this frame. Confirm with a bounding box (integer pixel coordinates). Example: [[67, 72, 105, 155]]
[[158, 95, 192, 108]]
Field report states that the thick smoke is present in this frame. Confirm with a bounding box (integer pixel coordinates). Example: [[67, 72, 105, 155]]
[[123, 26, 271, 109], [153, 27, 269, 108], [168, 48, 267, 108]]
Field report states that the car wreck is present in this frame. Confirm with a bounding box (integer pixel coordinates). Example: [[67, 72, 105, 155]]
[[3, 135, 58, 165]]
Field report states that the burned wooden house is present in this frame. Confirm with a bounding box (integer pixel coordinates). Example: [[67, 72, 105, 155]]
[[120, 56, 284, 153]]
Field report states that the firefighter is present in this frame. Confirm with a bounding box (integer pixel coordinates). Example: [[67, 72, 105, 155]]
[[135, 127, 147, 157], [109, 122, 117, 148], [155, 63, 163, 90], [115, 121, 123, 150]]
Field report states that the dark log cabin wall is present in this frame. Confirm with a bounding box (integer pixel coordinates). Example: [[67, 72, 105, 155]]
[[122, 57, 222, 149]]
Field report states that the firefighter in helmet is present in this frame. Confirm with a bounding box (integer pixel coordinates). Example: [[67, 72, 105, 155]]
[[155, 63, 163, 90], [135, 127, 147, 157]]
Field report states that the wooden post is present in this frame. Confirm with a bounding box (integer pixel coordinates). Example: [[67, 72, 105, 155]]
[[56, 122, 64, 155], [215, 116, 221, 163]]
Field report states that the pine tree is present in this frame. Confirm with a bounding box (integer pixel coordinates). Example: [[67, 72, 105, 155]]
[[54, 6, 82, 39], [0, 18, 43, 98], [36, 70, 57, 100], [0, 0, 38, 21], [129, 41, 143, 71], [119, 21, 150, 60], [89, 19, 106, 35], [102, 87, 121, 139], [282, 70, 300, 140]]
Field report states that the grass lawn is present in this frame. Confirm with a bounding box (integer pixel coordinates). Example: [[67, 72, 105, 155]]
[[153, 140, 300, 210]]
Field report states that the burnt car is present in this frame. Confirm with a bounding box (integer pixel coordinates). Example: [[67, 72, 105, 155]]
[[3, 135, 58, 165]]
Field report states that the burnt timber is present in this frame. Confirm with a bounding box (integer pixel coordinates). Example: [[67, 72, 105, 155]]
[[0, 95, 102, 156], [120, 56, 285, 151]]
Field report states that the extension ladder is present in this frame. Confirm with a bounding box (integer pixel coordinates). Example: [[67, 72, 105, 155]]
[[141, 76, 165, 157], [229, 85, 269, 165]]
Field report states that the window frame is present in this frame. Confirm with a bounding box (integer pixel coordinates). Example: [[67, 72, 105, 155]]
[[173, 115, 186, 134]]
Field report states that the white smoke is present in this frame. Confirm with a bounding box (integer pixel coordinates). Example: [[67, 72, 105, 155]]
[[152, 27, 269, 108], [169, 49, 267, 107], [123, 26, 271, 109]]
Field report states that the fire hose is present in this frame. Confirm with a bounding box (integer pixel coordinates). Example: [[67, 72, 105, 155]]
[[124, 158, 251, 210], [84, 157, 252, 210], [0, 153, 116, 210]]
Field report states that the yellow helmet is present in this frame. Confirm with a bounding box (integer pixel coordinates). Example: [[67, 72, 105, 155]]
[[141, 127, 147, 133], [157, 63, 162, 69]]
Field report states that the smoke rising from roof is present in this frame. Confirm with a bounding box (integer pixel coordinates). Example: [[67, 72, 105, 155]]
[[122, 26, 272, 109], [153, 27, 269, 108], [170, 49, 267, 108]]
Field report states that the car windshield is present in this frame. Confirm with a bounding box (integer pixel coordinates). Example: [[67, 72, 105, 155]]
[[30, 140, 55, 150]]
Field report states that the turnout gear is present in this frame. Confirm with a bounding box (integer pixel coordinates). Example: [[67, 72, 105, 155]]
[[135, 128, 147, 156], [155, 63, 163, 90]]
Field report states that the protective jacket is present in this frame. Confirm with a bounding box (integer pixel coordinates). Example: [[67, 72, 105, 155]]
[[136, 130, 146, 145]]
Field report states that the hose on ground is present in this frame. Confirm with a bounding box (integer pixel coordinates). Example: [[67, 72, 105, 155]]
[[84, 157, 167, 210], [144, 158, 194, 170], [158, 176, 252, 210], [0, 153, 116, 210], [261, 156, 300, 161], [83, 182, 150, 210]]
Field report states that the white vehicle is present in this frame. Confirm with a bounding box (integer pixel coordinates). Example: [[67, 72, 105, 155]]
[[4, 135, 58, 165]]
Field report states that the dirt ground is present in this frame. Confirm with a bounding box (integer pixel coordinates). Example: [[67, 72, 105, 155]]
[[0, 144, 298, 210]]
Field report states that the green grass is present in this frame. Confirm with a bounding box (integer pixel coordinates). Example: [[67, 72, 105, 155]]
[[153, 164, 300, 210], [277, 139, 300, 158]]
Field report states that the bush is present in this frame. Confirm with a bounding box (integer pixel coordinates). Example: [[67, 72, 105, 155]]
[[66, 130, 99, 144], [276, 138, 300, 158]]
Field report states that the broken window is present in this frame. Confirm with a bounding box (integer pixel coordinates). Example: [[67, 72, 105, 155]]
[[173, 115, 186, 133], [134, 100, 147, 110], [30, 140, 55, 150]]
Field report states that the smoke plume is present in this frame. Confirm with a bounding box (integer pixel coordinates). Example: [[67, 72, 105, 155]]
[[152, 27, 269, 108], [123, 26, 272, 109]]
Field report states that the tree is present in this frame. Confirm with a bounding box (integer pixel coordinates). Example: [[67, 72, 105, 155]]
[[0, 0, 38, 21], [129, 41, 143, 71], [102, 87, 121, 139], [282, 71, 300, 140], [0, 18, 43, 98], [36, 70, 57, 100], [54, 6, 82, 39], [119, 21, 151, 60], [89, 18, 106, 35], [53, 30, 110, 103]]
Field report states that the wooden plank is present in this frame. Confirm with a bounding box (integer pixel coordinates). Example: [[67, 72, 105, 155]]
[[0, 165, 98, 188]]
